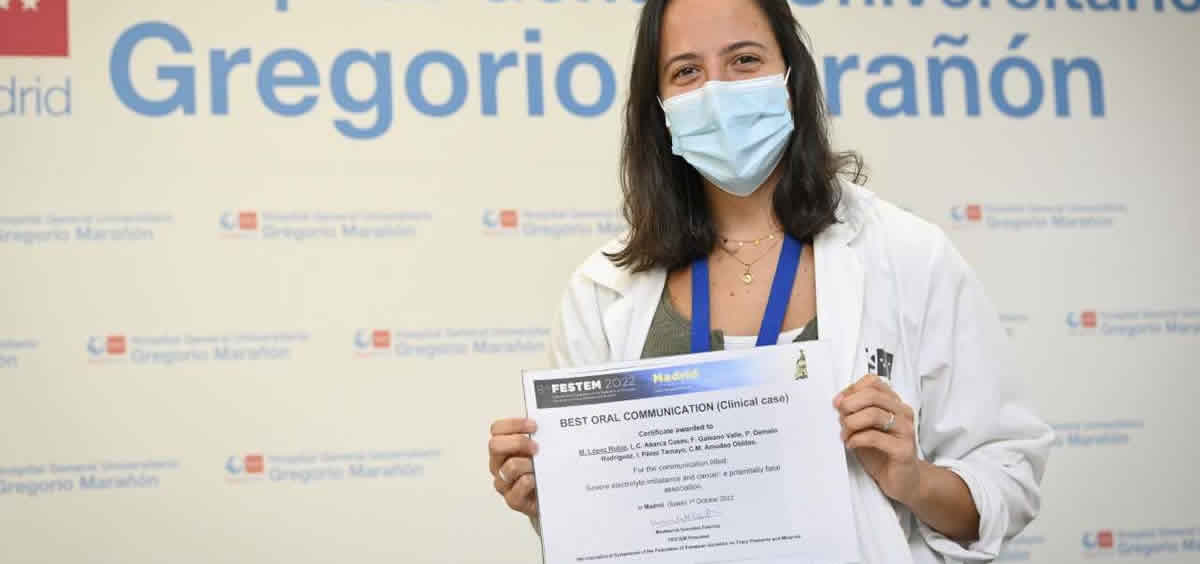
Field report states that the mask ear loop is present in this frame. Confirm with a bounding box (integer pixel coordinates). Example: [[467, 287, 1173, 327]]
[[783, 68, 794, 117]]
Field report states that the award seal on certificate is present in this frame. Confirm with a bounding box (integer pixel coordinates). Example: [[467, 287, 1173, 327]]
[[523, 341, 861, 564]]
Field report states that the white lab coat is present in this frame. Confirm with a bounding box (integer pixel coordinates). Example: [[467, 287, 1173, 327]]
[[546, 182, 1053, 563]]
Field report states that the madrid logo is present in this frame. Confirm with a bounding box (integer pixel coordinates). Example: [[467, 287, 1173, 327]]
[[482, 209, 520, 231], [87, 335, 126, 361], [1067, 310, 1099, 333], [0, 0, 68, 57], [220, 211, 259, 231], [226, 454, 264, 475], [354, 329, 394, 358], [225, 454, 265, 484], [949, 204, 983, 224], [219, 211, 260, 239], [1, 0, 72, 117], [1082, 529, 1115, 552], [354, 329, 391, 351]]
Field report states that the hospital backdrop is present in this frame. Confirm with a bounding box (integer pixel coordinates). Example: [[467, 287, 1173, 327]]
[[1, 1, 1197, 562]]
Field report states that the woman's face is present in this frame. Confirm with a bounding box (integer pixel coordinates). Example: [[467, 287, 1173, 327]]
[[657, 0, 787, 101]]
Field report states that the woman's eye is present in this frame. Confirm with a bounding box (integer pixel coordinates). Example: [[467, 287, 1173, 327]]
[[673, 66, 698, 80], [733, 54, 761, 66]]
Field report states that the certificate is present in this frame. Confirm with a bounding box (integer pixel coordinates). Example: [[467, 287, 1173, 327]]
[[523, 342, 860, 564]]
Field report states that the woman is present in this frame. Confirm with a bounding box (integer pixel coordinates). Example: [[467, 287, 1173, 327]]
[[488, 0, 1052, 561]]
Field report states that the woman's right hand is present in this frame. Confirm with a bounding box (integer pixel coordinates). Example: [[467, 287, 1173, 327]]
[[488, 418, 539, 519]]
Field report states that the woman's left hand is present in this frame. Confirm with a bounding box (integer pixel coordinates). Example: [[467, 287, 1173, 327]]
[[835, 374, 922, 506]]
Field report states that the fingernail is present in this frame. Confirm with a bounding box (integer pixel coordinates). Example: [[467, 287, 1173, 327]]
[[526, 420, 538, 433], [531, 441, 539, 455]]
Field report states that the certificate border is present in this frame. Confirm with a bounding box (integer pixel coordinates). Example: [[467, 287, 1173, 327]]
[[520, 342, 855, 564], [520, 368, 552, 564]]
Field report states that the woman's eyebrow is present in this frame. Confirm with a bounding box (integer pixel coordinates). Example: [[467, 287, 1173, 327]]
[[719, 40, 767, 55], [663, 51, 701, 71], [663, 40, 768, 71]]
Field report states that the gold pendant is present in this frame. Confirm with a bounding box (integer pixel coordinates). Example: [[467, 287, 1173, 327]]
[[742, 271, 753, 284]]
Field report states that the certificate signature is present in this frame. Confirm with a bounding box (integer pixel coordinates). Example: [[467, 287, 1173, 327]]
[[649, 507, 722, 529]]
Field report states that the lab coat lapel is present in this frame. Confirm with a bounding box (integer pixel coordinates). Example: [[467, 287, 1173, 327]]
[[815, 221, 865, 390], [576, 238, 658, 363], [816, 189, 915, 564]]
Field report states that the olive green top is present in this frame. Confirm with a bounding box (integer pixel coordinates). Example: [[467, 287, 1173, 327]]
[[640, 286, 818, 359]]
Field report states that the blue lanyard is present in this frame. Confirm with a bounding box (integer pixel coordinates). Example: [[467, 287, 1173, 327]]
[[690, 233, 803, 353]]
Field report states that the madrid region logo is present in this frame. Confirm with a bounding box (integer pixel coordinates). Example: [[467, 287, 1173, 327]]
[[482, 209, 519, 231], [1066, 310, 1098, 331], [87, 335, 126, 360], [219, 211, 259, 237], [220, 211, 258, 231], [1, 0, 71, 117], [354, 329, 392, 355], [0, 0, 69, 57], [1082, 529, 1115, 552], [950, 204, 983, 224], [225, 453, 265, 483]]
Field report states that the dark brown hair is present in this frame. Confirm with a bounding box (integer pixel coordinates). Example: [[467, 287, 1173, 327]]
[[608, 0, 864, 273]]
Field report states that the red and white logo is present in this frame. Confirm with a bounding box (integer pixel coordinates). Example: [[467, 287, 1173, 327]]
[[1081, 310, 1098, 329], [88, 334, 126, 358], [499, 209, 518, 228], [483, 209, 520, 230], [1083, 528, 1115, 552], [243, 454, 265, 474], [106, 335, 126, 355], [354, 329, 393, 354], [1067, 310, 1099, 332], [220, 211, 259, 233], [239, 211, 258, 231], [965, 204, 982, 222], [950, 204, 983, 224], [225, 453, 267, 481], [0, 0, 69, 57]]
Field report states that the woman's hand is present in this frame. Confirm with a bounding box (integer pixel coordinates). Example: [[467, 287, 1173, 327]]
[[834, 375, 981, 542], [488, 418, 540, 519], [834, 374, 922, 507]]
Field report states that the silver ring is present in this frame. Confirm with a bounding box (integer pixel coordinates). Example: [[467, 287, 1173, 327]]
[[498, 468, 508, 483], [882, 411, 896, 433]]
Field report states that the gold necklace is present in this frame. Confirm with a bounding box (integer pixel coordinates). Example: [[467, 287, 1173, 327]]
[[721, 231, 781, 254], [718, 237, 781, 285]]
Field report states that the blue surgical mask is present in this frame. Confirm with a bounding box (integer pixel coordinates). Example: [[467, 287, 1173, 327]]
[[661, 70, 794, 197]]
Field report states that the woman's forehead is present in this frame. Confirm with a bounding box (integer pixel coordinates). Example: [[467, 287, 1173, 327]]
[[659, 0, 775, 61]]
